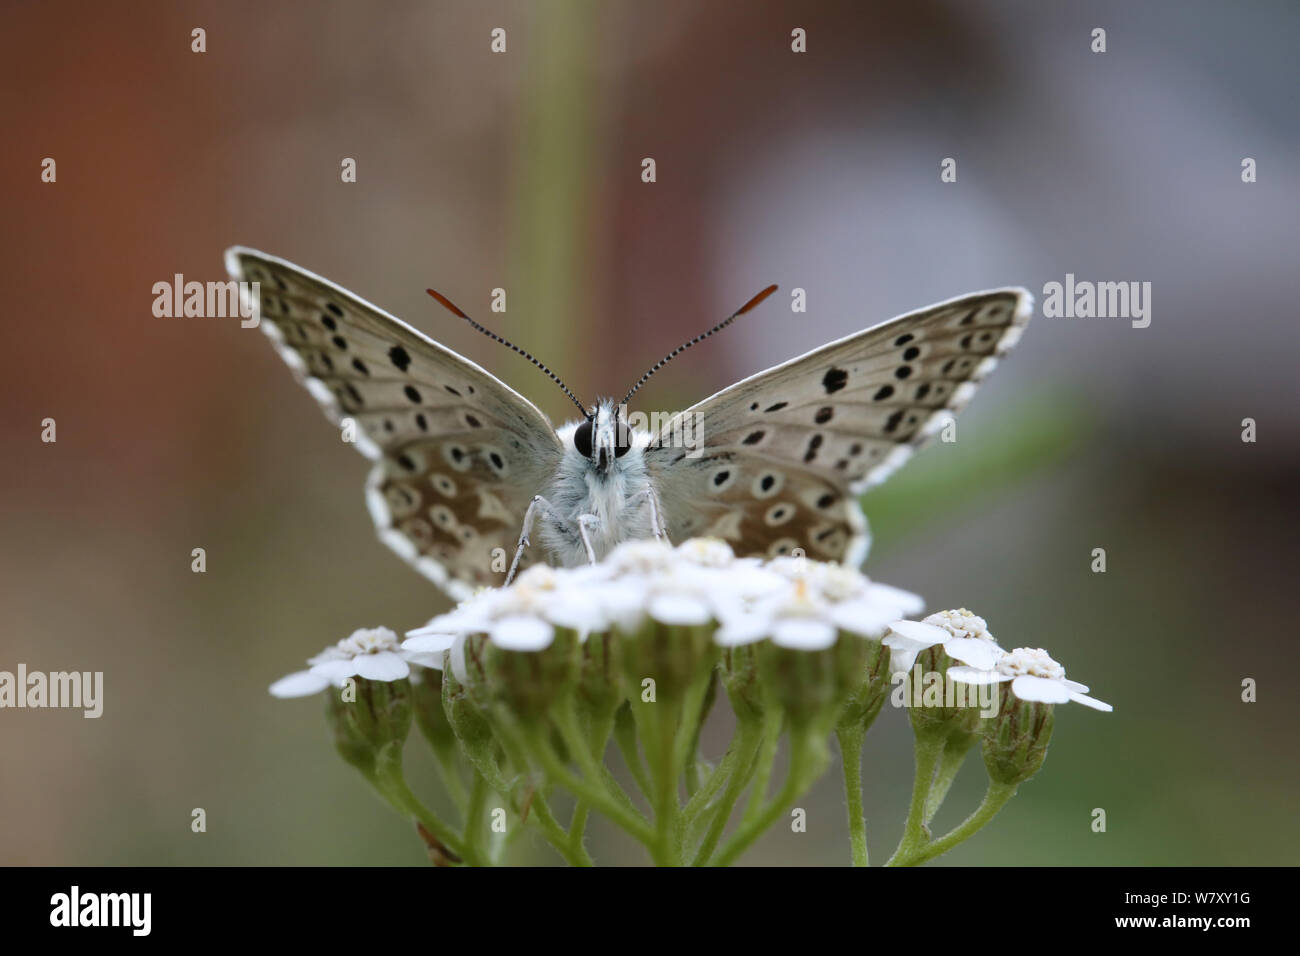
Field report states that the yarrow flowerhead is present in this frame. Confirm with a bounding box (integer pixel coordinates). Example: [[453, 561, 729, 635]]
[[885, 609, 1003, 673], [269, 626, 435, 698], [948, 646, 1112, 712], [944, 642, 1112, 785], [403, 538, 920, 663]]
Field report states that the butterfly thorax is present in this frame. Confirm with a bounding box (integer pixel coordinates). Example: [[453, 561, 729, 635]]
[[541, 402, 658, 565]]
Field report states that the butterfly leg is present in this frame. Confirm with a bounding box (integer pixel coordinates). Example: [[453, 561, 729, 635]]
[[577, 514, 600, 564], [506, 494, 565, 586], [630, 486, 668, 541]]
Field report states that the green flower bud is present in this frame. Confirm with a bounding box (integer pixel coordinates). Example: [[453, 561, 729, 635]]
[[981, 686, 1055, 785], [903, 644, 985, 738], [410, 668, 457, 763], [721, 643, 766, 723], [576, 630, 626, 722], [483, 627, 580, 719], [441, 636, 495, 760], [620, 619, 718, 704], [325, 677, 412, 776], [835, 634, 892, 732]]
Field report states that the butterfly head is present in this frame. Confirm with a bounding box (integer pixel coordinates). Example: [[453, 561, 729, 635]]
[[572, 399, 633, 477]]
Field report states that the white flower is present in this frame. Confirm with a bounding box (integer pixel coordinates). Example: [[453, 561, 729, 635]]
[[885, 609, 1003, 672], [269, 627, 428, 698], [715, 555, 923, 650], [948, 646, 1112, 711], [403, 537, 924, 661], [404, 562, 610, 662]]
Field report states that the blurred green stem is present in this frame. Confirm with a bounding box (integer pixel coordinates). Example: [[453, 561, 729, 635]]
[[836, 724, 870, 866], [888, 781, 1017, 867]]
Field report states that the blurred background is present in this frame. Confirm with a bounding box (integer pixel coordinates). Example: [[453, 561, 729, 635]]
[[3, 0, 1297, 865]]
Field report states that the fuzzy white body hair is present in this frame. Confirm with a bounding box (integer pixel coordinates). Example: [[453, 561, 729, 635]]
[[539, 415, 660, 566]]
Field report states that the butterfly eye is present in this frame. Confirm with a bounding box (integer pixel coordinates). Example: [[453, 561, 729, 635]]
[[614, 421, 632, 458], [573, 419, 594, 458]]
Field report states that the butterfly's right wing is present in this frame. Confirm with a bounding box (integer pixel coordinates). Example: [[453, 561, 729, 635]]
[[644, 289, 1032, 566], [226, 247, 564, 599]]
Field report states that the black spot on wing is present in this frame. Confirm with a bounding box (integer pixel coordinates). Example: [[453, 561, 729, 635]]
[[823, 367, 848, 394]]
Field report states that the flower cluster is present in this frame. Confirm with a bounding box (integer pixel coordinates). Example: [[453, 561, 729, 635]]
[[885, 611, 1111, 711], [267, 538, 1112, 867], [401, 538, 923, 674]]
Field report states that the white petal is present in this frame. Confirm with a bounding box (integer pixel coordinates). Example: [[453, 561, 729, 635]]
[[1062, 678, 1090, 693], [490, 615, 554, 651], [402, 633, 457, 653], [947, 665, 1011, 685], [888, 648, 919, 674], [944, 637, 1003, 670], [310, 658, 360, 682], [449, 635, 469, 683], [772, 618, 838, 650], [829, 600, 897, 637], [648, 593, 712, 626], [404, 651, 446, 670], [1068, 690, 1113, 711], [546, 597, 609, 632], [1010, 674, 1072, 704], [886, 619, 950, 647], [354, 651, 410, 682], [866, 583, 925, 616], [714, 614, 771, 646], [268, 670, 331, 698]]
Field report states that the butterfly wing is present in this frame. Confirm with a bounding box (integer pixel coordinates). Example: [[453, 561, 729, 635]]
[[225, 247, 564, 599], [644, 288, 1033, 566]]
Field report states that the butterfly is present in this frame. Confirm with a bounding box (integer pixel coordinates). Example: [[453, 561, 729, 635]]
[[226, 247, 1032, 601]]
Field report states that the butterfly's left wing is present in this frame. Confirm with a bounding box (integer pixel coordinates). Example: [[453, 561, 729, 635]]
[[644, 288, 1032, 567], [226, 247, 564, 599]]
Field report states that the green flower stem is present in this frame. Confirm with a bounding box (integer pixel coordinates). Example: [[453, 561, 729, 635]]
[[682, 715, 759, 827], [923, 731, 977, 826], [689, 719, 763, 865], [888, 727, 946, 863], [553, 699, 646, 826], [887, 780, 1018, 866], [463, 771, 490, 864], [513, 713, 656, 846], [370, 741, 479, 866], [459, 713, 593, 866], [836, 723, 870, 867], [569, 801, 590, 859], [432, 752, 469, 816], [613, 703, 652, 799], [683, 672, 718, 797], [637, 694, 685, 865], [742, 708, 785, 823], [710, 723, 826, 867]]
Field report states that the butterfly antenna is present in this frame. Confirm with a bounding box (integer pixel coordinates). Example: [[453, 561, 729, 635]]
[[619, 284, 778, 409], [427, 289, 590, 419]]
